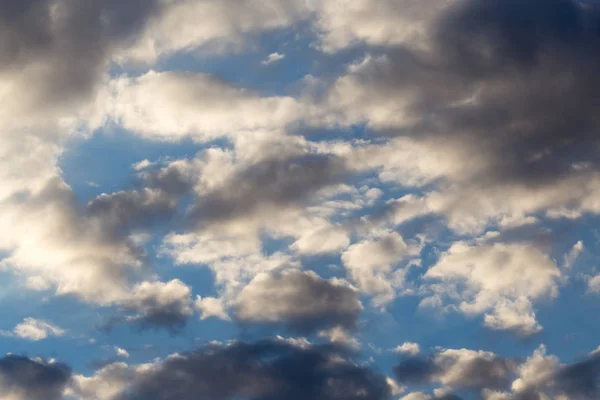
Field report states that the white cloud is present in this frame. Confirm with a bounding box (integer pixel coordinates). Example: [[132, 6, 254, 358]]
[[261, 52, 285, 65], [342, 231, 419, 304], [69, 362, 134, 400], [483, 298, 543, 336], [116, 0, 310, 64], [110, 71, 306, 142], [115, 347, 130, 358], [563, 241, 584, 269], [424, 241, 560, 335], [399, 393, 432, 400], [195, 296, 231, 321], [393, 342, 421, 356], [511, 345, 560, 393], [8, 318, 66, 341], [313, 0, 450, 52]]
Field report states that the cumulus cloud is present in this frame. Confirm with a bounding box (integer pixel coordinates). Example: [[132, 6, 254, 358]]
[[262, 52, 285, 65], [394, 348, 515, 391], [233, 269, 363, 334], [392, 344, 600, 400], [115, 279, 194, 333], [315, 0, 600, 234], [342, 231, 420, 304], [115, 348, 130, 359], [394, 342, 421, 357], [70, 339, 391, 400], [423, 240, 560, 335], [0, 355, 71, 400], [2, 1, 600, 397], [4, 318, 66, 341]]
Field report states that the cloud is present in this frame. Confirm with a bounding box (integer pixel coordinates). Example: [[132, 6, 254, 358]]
[[392, 344, 600, 400], [117, 0, 310, 64], [0, 355, 71, 400], [262, 52, 285, 65], [71, 339, 391, 400], [482, 298, 542, 337], [563, 240, 584, 269], [394, 348, 515, 393], [115, 348, 130, 359], [70, 361, 134, 400], [423, 240, 560, 335], [314, 0, 600, 234], [110, 71, 306, 142], [195, 296, 231, 321], [117, 279, 194, 333], [342, 231, 420, 305], [6, 318, 66, 341], [313, 0, 450, 52], [393, 342, 421, 357], [233, 269, 363, 334], [588, 274, 600, 293]]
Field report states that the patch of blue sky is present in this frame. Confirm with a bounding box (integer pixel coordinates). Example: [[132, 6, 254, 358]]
[[147, 23, 370, 97], [59, 126, 204, 203]]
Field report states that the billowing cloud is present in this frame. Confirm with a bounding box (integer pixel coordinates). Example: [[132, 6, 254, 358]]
[[342, 231, 420, 304], [423, 240, 560, 335], [110, 279, 195, 333], [317, 0, 600, 232], [0, 355, 71, 400], [233, 269, 363, 334], [394, 348, 515, 391], [394, 344, 600, 400], [394, 342, 421, 357], [70, 339, 392, 400]]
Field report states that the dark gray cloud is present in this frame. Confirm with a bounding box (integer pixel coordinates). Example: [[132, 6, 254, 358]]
[[189, 153, 349, 226], [335, 0, 600, 189], [233, 269, 363, 334], [0, 355, 71, 400], [118, 339, 391, 400], [553, 351, 600, 399], [0, 0, 161, 109], [87, 188, 178, 238]]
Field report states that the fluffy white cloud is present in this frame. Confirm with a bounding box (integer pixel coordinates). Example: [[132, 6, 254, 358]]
[[115, 347, 130, 359], [424, 241, 560, 335], [110, 71, 306, 141], [483, 298, 542, 336], [393, 342, 421, 356], [262, 52, 285, 65], [342, 231, 420, 304], [3, 318, 66, 341], [195, 296, 231, 321]]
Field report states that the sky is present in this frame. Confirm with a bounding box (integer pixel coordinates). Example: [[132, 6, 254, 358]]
[[1, 0, 600, 399]]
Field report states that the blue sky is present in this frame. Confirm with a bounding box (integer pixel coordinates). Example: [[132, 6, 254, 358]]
[[1, 1, 600, 399]]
